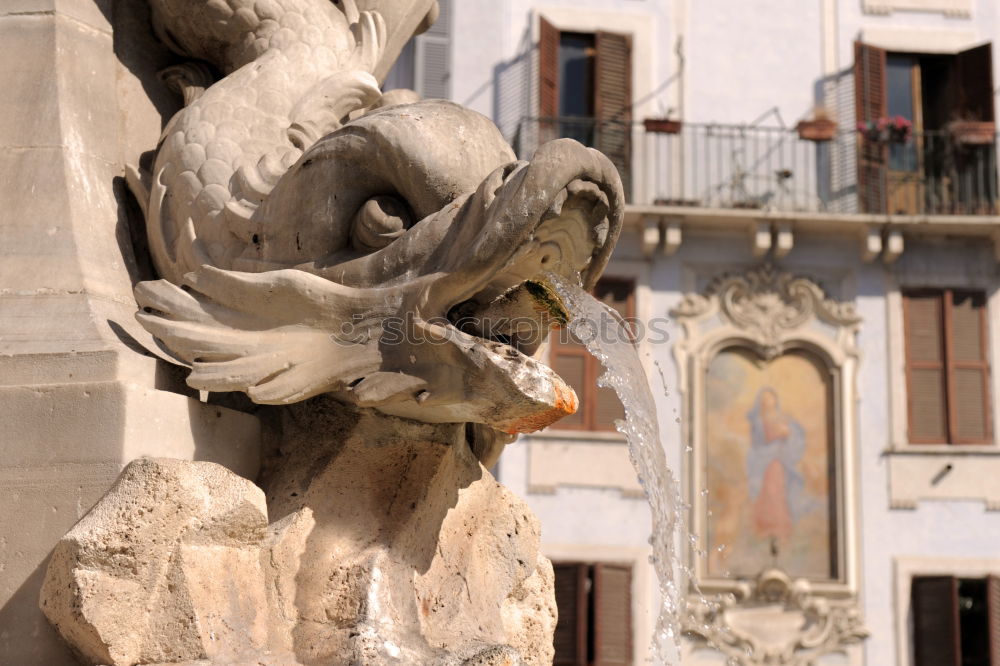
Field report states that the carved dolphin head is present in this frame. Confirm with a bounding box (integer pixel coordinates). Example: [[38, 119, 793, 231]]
[[136, 101, 623, 446]]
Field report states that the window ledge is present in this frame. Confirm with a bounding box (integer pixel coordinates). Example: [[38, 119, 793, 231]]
[[885, 445, 1000, 510], [527, 428, 627, 443], [523, 430, 641, 498], [886, 443, 1000, 456]]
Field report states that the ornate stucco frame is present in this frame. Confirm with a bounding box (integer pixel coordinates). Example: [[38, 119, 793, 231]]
[[671, 264, 863, 598]]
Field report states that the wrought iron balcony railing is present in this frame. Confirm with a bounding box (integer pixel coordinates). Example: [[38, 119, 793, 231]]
[[512, 116, 999, 216]]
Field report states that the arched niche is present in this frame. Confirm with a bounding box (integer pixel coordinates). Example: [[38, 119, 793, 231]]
[[671, 265, 867, 665]]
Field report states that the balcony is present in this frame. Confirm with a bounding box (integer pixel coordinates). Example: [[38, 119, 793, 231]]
[[513, 117, 999, 218]]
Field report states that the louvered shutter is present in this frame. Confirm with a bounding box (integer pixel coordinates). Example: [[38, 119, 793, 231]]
[[904, 291, 949, 442], [551, 278, 634, 431], [538, 15, 560, 146], [595, 31, 632, 202], [592, 279, 633, 429], [552, 563, 588, 666], [854, 41, 888, 213], [382, 41, 415, 92], [551, 343, 588, 428], [988, 575, 1000, 666], [593, 384, 625, 429], [414, 0, 450, 99], [912, 576, 960, 666], [948, 291, 991, 443], [539, 16, 559, 118], [593, 563, 632, 666], [956, 43, 995, 124]]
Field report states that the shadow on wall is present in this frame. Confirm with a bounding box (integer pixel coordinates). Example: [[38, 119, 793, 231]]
[[0, 557, 77, 665], [103, 0, 186, 132], [493, 24, 535, 145]]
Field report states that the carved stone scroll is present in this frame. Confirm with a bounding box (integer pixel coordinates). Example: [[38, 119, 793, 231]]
[[683, 569, 869, 666]]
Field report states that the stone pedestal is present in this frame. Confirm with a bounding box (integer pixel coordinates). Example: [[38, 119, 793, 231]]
[[0, 3, 261, 663], [37, 403, 557, 665]]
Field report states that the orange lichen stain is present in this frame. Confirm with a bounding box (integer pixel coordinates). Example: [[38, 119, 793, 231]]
[[500, 381, 579, 434]]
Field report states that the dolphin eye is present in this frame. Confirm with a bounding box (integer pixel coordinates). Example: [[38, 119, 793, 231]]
[[350, 195, 413, 252]]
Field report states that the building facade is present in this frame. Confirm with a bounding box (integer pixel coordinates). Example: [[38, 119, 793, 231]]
[[391, 0, 1000, 663]]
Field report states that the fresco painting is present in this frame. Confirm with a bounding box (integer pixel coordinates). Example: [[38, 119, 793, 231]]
[[705, 348, 835, 581]]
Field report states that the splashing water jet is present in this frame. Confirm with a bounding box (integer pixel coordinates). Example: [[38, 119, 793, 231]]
[[544, 273, 682, 665]]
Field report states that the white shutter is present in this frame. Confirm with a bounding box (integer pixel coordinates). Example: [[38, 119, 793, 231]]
[[382, 40, 415, 92], [414, 0, 450, 99], [826, 71, 858, 214]]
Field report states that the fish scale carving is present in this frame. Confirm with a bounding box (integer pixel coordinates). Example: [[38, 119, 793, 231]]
[[143, 0, 386, 283]]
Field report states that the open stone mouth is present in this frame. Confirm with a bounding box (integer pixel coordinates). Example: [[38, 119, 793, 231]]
[[445, 177, 611, 371]]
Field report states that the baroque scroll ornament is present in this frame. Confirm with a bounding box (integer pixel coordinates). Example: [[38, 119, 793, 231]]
[[672, 265, 860, 356], [682, 569, 869, 666]]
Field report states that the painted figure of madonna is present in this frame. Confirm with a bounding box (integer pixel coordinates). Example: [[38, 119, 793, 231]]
[[745, 387, 807, 547], [705, 349, 833, 580]]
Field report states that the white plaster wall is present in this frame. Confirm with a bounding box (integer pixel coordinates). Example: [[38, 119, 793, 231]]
[[685, 0, 822, 125], [449, 0, 1000, 129], [449, 0, 677, 138], [449, 2, 505, 118], [500, 442, 653, 547]]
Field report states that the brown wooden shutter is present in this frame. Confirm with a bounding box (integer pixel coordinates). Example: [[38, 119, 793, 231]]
[[595, 31, 632, 202], [551, 278, 634, 431], [987, 574, 1000, 666], [593, 384, 626, 429], [552, 563, 588, 666], [551, 341, 588, 429], [854, 41, 888, 213], [904, 291, 949, 442], [947, 291, 991, 443], [591, 279, 633, 429], [912, 575, 960, 666], [955, 43, 995, 124], [592, 563, 632, 666], [539, 16, 560, 120]]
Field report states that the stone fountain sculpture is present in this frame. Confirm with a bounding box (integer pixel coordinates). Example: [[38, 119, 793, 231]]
[[38, 1, 624, 664]]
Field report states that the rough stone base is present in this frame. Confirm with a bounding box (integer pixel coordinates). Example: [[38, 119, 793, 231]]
[[40, 399, 557, 665]]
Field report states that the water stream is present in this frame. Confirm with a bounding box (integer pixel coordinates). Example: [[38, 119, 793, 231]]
[[545, 274, 681, 665]]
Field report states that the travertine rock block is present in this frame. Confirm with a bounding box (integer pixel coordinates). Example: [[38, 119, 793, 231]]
[[40, 458, 272, 666], [40, 418, 559, 666]]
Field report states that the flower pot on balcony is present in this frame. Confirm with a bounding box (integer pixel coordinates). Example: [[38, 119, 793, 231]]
[[857, 116, 912, 144], [644, 118, 682, 134], [796, 118, 837, 142], [947, 120, 996, 146]]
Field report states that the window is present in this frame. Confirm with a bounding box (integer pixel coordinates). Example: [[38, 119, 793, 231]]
[[854, 41, 996, 215], [552, 562, 632, 666], [382, 0, 450, 99], [902, 289, 992, 444], [911, 575, 1000, 666], [549, 278, 634, 431], [539, 17, 632, 199]]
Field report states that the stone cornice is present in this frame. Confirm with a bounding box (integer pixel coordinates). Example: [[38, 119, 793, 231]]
[[625, 204, 1000, 262]]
